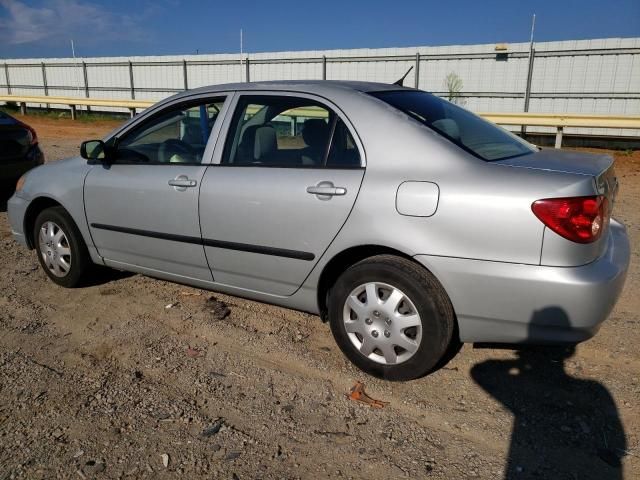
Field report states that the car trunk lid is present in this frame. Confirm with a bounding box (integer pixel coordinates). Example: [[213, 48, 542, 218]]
[[496, 148, 618, 206], [496, 148, 619, 266]]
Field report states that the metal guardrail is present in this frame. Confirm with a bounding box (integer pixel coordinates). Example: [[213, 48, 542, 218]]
[[0, 94, 153, 119], [480, 113, 640, 147], [480, 112, 640, 129], [2, 94, 639, 148]]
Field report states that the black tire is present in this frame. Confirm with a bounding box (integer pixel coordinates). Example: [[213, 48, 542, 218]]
[[33, 206, 90, 288], [328, 254, 455, 381]]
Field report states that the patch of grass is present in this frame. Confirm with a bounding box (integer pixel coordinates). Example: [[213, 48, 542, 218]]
[[0, 107, 70, 120], [0, 106, 128, 123], [76, 111, 129, 123]]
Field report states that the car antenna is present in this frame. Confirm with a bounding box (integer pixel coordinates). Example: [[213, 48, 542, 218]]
[[393, 66, 414, 86]]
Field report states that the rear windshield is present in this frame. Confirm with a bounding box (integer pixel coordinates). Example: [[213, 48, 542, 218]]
[[0, 111, 15, 124], [370, 90, 536, 162]]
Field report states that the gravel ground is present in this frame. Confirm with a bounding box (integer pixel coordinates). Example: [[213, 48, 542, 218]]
[[1, 115, 639, 479]]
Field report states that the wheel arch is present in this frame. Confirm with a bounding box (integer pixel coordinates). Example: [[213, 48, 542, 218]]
[[23, 196, 67, 249], [317, 245, 420, 321]]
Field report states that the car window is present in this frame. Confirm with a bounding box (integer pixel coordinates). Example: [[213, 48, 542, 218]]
[[222, 95, 361, 168], [326, 118, 361, 168], [370, 90, 536, 162], [115, 99, 225, 164]]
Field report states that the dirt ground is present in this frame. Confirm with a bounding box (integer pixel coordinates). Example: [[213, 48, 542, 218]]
[[1, 115, 639, 479]]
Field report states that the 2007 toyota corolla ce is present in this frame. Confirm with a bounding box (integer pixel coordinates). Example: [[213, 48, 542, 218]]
[[7, 81, 630, 380]]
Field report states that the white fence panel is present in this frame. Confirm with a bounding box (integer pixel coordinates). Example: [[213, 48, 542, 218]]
[[2, 37, 638, 137]]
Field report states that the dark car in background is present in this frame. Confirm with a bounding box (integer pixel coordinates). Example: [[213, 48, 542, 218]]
[[0, 112, 44, 185]]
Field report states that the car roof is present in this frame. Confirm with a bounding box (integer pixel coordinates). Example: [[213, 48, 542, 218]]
[[180, 80, 411, 98]]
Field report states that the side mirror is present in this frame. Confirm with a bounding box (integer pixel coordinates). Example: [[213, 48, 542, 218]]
[[80, 139, 109, 162]]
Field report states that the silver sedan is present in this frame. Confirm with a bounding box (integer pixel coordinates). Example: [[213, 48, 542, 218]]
[[7, 81, 630, 380]]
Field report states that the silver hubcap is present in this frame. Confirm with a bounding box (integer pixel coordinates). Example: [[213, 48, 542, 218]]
[[343, 282, 422, 365], [38, 221, 72, 278]]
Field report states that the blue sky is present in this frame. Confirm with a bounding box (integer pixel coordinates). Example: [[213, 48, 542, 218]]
[[0, 0, 639, 58]]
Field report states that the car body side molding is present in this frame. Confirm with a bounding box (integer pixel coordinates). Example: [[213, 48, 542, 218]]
[[90, 223, 315, 261]]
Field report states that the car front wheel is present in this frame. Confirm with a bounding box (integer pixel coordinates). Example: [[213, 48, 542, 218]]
[[328, 255, 455, 381], [33, 206, 90, 287]]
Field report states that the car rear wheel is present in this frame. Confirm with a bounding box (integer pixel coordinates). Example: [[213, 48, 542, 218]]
[[33, 206, 90, 288], [328, 255, 455, 381]]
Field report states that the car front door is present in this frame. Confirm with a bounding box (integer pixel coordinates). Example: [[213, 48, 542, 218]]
[[84, 95, 230, 281], [199, 93, 365, 296]]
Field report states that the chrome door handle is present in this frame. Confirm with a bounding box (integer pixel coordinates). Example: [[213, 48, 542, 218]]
[[168, 179, 197, 187], [307, 182, 347, 198], [168, 175, 197, 190]]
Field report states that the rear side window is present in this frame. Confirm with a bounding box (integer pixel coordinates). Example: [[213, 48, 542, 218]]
[[326, 119, 361, 168], [370, 90, 536, 162], [222, 95, 361, 168]]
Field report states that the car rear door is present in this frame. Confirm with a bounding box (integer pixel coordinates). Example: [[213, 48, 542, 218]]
[[84, 95, 231, 281], [199, 92, 365, 296]]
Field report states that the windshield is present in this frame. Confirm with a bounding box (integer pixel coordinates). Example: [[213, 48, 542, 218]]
[[370, 90, 536, 162]]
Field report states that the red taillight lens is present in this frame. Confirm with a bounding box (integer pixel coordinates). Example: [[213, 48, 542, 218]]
[[17, 120, 38, 145], [531, 195, 608, 244], [26, 125, 38, 145]]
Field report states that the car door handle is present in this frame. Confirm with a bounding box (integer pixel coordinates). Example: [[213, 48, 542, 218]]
[[168, 177, 197, 188], [306, 183, 347, 197]]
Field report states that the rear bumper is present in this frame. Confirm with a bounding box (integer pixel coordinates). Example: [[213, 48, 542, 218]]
[[414, 219, 630, 344]]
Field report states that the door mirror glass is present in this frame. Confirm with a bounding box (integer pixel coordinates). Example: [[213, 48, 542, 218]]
[[80, 140, 107, 161]]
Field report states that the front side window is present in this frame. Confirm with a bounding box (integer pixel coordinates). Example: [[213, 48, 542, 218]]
[[370, 90, 536, 162], [222, 95, 361, 168], [115, 99, 225, 164]]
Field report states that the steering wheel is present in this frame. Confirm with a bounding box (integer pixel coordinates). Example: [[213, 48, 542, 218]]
[[158, 139, 196, 163]]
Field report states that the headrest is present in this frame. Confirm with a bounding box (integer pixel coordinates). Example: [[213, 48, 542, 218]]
[[239, 124, 277, 162], [432, 118, 461, 141], [302, 119, 330, 148], [253, 125, 277, 160]]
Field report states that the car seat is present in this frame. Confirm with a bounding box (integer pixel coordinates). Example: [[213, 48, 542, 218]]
[[237, 124, 277, 164], [300, 119, 330, 165]]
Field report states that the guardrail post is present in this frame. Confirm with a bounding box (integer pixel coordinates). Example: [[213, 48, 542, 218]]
[[128, 61, 135, 99], [70, 104, 77, 120], [322, 55, 327, 80], [183, 59, 188, 90], [20, 102, 26, 115], [245, 57, 250, 82], [3, 63, 10, 95], [415, 53, 420, 89], [129, 108, 136, 118], [554, 126, 563, 148]]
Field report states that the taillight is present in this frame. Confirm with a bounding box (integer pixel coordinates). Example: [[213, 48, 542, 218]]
[[17, 120, 38, 145], [531, 195, 608, 244], [26, 125, 38, 145]]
